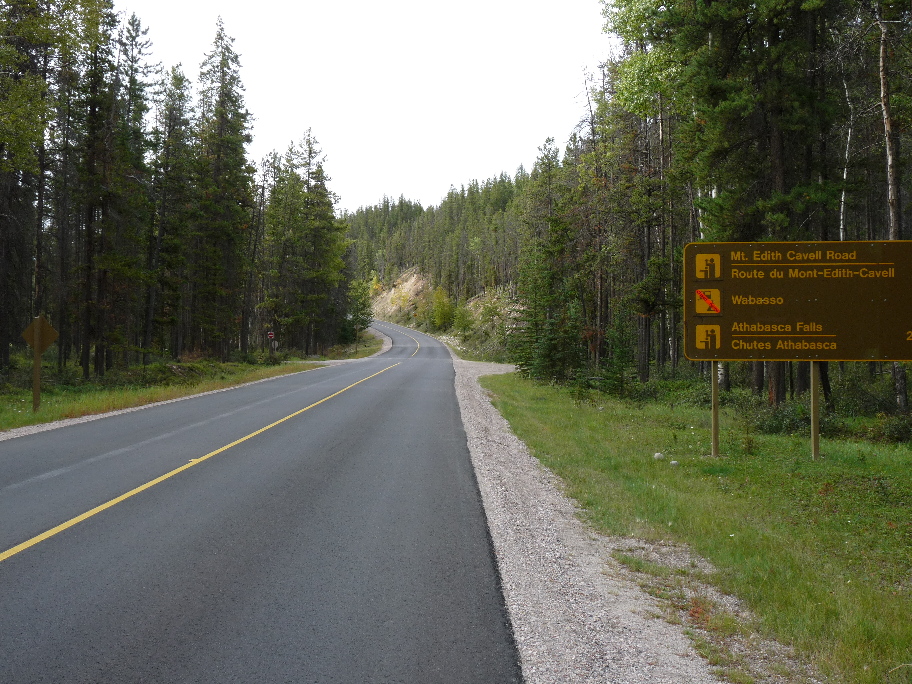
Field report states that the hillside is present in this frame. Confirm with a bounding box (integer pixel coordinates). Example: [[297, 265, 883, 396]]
[[372, 268, 515, 363]]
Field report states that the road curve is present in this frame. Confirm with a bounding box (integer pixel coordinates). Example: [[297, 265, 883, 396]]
[[0, 324, 521, 683]]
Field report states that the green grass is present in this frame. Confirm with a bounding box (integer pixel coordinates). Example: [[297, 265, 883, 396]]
[[322, 331, 384, 360], [480, 372, 912, 684], [0, 331, 384, 433], [0, 361, 322, 432]]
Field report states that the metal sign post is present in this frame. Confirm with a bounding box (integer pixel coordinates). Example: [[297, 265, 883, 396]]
[[22, 315, 59, 412]]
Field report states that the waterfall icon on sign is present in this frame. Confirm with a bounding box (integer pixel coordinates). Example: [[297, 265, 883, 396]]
[[696, 325, 721, 350], [696, 254, 721, 279]]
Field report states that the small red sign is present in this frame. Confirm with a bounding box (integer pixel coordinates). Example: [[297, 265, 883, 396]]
[[267, 331, 275, 339]]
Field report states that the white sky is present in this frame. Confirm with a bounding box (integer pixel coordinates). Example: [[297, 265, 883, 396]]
[[119, 0, 613, 214]]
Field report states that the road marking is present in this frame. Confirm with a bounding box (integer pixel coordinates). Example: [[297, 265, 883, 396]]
[[400, 330, 422, 357], [0, 363, 401, 564], [376, 322, 422, 357], [2, 367, 331, 493]]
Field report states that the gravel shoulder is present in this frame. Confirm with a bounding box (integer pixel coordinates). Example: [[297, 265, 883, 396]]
[[451, 355, 721, 684], [449, 351, 824, 684]]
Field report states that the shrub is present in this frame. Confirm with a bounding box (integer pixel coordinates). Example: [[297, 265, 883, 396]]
[[868, 413, 912, 443]]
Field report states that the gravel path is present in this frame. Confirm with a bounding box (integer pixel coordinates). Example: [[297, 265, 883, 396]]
[[451, 355, 721, 684]]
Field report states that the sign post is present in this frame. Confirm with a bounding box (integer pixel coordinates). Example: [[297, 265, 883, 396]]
[[684, 241, 912, 459], [711, 361, 720, 458], [810, 361, 820, 460], [22, 315, 59, 412]]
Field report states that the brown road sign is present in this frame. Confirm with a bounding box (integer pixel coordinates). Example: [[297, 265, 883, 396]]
[[22, 315, 58, 355], [684, 241, 912, 361], [22, 316, 59, 412]]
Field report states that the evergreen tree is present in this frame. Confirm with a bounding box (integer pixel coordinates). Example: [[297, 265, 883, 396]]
[[99, 13, 155, 367], [0, 0, 53, 371], [262, 134, 347, 354], [511, 140, 585, 380], [192, 17, 253, 358], [147, 65, 195, 361], [75, 0, 119, 378]]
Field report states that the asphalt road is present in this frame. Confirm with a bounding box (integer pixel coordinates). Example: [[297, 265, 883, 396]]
[[0, 324, 522, 683]]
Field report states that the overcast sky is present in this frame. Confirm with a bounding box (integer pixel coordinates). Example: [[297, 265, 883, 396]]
[[119, 0, 613, 213]]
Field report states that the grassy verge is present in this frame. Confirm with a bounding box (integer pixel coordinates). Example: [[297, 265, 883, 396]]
[[322, 330, 384, 360], [480, 372, 912, 684], [0, 331, 384, 434], [0, 362, 321, 433]]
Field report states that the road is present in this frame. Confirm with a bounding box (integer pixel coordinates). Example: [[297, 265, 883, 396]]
[[0, 324, 521, 683]]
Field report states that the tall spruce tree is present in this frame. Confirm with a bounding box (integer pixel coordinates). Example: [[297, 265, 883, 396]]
[[75, 0, 120, 378], [192, 17, 252, 358], [98, 13, 155, 367], [147, 65, 195, 361], [262, 133, 347, 354], [0, 1, 48, 371]]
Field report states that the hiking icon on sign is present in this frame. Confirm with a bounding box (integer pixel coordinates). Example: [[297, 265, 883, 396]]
[[696, 254, 721, 279], [696, 325, 721, 350]]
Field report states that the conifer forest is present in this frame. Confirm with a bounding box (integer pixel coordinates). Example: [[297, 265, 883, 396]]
[[1, 2, 350, 378], [3, 0, 912, 421], [346, 0, 912, 419]]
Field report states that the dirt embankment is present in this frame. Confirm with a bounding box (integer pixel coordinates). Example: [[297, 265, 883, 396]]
[[371, 267, 430, 321]]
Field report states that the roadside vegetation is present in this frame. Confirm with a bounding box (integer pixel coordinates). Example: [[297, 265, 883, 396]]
[[372, 264, 912, 681], [372, 269, 512, 363], [479, 370, 912, 684], [0, 331, 382, 434], [376, 270, 912, 682], [376, 273, 912, 447]]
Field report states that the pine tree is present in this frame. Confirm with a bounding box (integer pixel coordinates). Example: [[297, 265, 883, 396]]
[[99, 13, 155, 367], [74, 0, 119, 378], [511, 139, 584, 380]]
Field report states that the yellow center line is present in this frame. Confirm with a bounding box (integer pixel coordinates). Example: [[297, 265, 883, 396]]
[[377, 323, 421, 357], [403, 331, 421, 357], [0, 363, 401, 564]]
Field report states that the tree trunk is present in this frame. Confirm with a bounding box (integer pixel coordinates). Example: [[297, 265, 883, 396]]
[[877, 6, 907, 409], [82, 203, 95, 380], [892, 362, 908, 412], [767, 361, 786, 406], [877, 6, 903, 239], [638, 315, 651, 384], [795, 361, 811, 396], [839, 73, 855, 240], [819, 361, 833, 410], [751, 361, 765, 396]]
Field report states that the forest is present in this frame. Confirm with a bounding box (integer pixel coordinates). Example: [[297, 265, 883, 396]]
[[3, 0, 911, 425], [348, 0, 912, 427], [0, 1, 356, 381]]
